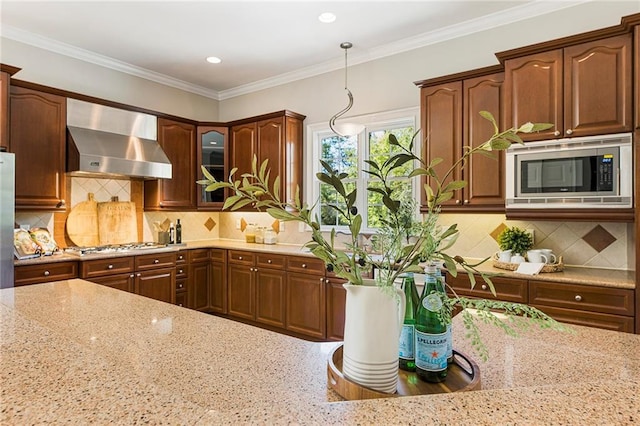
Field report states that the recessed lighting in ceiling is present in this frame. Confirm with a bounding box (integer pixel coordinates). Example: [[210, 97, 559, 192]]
[[318, 12, 336, 23], [206, 56, 222, 64]]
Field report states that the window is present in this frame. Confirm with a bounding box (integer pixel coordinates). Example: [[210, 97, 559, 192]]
[[308, 108, 419, 233]]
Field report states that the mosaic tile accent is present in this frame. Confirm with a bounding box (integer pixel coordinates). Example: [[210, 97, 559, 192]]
[[271, 220, 280, 234], [205, 217, 217, 231], [582, 225, 617, 253], [490, 223, 507, 242]]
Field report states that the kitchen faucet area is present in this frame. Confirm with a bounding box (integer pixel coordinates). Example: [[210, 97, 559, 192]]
[[1, 1, 640, 424]]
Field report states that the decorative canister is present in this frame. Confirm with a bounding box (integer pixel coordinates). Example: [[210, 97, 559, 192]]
[[264, 229, 277, 245]]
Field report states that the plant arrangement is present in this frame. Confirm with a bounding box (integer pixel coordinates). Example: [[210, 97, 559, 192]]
[[199, 112, 568, 360], [498, 226, 534, 255]]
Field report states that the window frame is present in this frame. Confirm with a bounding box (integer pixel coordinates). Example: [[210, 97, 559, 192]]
[[307, 107, 420, 234]]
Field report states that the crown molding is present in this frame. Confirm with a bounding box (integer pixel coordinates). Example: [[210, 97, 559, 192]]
[[2, 0, 592, 101]]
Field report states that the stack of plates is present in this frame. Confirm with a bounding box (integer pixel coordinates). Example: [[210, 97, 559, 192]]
[[343, 353, 398, 394]]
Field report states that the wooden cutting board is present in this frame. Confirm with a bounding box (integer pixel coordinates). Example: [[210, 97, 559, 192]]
[[66, 193, 99, 247], [97, 199, 138, 245]]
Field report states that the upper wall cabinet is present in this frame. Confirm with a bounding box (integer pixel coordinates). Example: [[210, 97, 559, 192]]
[[10, 86, 67, 210], [197, 126, 228, 209], [418, 69, 505, 213], [145, 118, 196, 210], [0, 65, 20, 149], [504, 34, 632, 141], [635, 25, 640, 129], [229, 111, 304, 209]]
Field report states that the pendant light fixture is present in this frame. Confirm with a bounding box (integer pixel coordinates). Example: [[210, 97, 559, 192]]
[[329, 42, 365, 138]]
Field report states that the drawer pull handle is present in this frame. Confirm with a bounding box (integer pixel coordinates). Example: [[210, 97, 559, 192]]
[[137, 273, 141, 277], [239, 256, 243, 260], [566, 129, 573, 135], [481, 284, 487, 290], [320, 278, 324, 284], [179, 255, 184, 260], [154, 259, 159, 264], [268, 259, 272, 264], [178, 283, 183, 289], [44, 270, 50, 276], [574, 295, 582, 302], [179, 269, 183, 274], [130, 274, 134, 278], [108, 264, 114, 270], [302, 263, 307, 268]]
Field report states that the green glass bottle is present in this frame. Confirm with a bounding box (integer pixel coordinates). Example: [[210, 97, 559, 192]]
[[415, 265, 448, 383], [437, 269, 453, 364], [398, 273, 420, 371]]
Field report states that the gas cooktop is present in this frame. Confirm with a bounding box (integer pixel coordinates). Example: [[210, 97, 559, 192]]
[[65, 242, 168, 256]]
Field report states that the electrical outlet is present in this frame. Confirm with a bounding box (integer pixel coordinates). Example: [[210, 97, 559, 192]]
[[235, 219, 241, 230], [526, 228, 535, 245], [279, 220, 285, 232]]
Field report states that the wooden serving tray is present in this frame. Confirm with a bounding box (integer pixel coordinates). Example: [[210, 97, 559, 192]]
[[492, 254, 565, 273], [327, 344, 481, 400]]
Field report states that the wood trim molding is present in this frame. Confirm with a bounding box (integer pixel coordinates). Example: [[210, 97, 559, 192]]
[[0, 64, 21, 76], [496, 13, 640, 63], [414, 64, 504, 88], [505, 209, 635, 223], [226, 110, 306, 127]]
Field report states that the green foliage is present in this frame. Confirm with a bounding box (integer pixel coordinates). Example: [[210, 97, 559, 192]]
[[498, 226, 534, 255], [197, 112, 559, 360]]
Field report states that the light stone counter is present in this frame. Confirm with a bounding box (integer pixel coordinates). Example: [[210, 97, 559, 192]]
[[1, 279, 638, 424]]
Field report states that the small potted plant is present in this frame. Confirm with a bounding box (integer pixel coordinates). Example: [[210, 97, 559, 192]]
[[497, 226, 533, 262]]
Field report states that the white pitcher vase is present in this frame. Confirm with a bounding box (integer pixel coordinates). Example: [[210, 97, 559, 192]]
[[342, 279, 405, 394]]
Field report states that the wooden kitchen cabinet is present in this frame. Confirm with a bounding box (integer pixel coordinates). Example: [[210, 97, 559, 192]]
[[635, 25, 640, 129], [175, 251, 188, 307], [9, 85, 67, 210], [325, 275, 347, 341], [209, 249, 227, 314], [529, 280, 634, 332], [0, 65, 20, 148], [144, 118, 196, 210], [189, 249, 210, 311], [80, 257, 135, 292], [89, 273, 134, 293], [134, 252, 176, 304], [14, 261, 78, 287], [229, 111, 305, 208], [285, 256, 326, 339], [504, 34, 632, 141], [446, 272, 528, 304], [255, 253, 286, 328], [418, 68, 505, 212], [227, 250, 256, 320], [197, 125, 228, 209]]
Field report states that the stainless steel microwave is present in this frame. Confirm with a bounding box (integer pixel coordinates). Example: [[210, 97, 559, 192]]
[[506, 133, 633, 209]]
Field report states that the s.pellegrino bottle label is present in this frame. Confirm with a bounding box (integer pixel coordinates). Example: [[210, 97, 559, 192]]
[[415, 330, 448, 372], [399, 324, 415, 359]]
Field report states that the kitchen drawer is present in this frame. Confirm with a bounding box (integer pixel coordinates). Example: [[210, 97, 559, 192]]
[[176, 251, 187, 264], [175, 264, 188, 279], [88, 273, 134, 293], [175, 289, 187, 308], [529, 281, 634, 316], [287, 256, 325, 275], [256, 253, 286, 269], [135, 252, 177, 270], [176, 278, 187, 292], [15, 261, 78, 286], [532, 305, 634, 333], [447, 273, 528, 303], [210, 248, 226, 262], [80, 257, 135, 278], [189, 248, 210, 264], [228, 250, 255, 265]]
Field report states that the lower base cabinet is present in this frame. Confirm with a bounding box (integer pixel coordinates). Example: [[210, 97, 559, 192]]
[[285, 256, 327, 339], [209, 249, 227, 314], [326, 276, 347, 341], [135, 267, 175, 304], [189, 249, 210, 311]]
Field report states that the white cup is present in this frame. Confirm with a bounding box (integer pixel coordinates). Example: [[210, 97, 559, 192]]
[[526, 250, 548, 264], [497, 249, 512, 262], [510, 253, 526, 264], [539, 249, 557, 264]]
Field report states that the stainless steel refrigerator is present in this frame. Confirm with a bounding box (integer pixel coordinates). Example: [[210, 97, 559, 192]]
[[0, 151, 15, 288]]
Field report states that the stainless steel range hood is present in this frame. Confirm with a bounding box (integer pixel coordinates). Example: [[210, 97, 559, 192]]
[[66, 99, 172, 179]]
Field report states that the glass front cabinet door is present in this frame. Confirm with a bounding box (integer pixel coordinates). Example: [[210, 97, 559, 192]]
[[197, 126, 228, 209]]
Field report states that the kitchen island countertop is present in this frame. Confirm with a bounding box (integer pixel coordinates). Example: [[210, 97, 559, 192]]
[[1, 279, 638, 424]]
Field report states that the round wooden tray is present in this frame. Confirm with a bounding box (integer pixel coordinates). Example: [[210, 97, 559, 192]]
[[327, 344, 481, 400], [492, 254, 565, 272]]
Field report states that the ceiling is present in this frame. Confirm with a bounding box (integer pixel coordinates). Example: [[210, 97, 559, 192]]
[[1, 1, 586, 100]]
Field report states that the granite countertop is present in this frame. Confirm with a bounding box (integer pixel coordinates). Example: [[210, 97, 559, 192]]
[[15, 239, 635, 289], [1, 279, 638, 424]]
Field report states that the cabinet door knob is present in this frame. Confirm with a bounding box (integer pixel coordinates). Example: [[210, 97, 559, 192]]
[[481, 284, 487, 290], [178, 255, 184, 260], [238, 256, 243, 260], [178, 283, 183, 289], [179, 269, 183, 274], [320, 278, 325, 284], [44, 270, 50, 276], [302, 263, 307, 268], [566, 129, 573, 135], [130, 274, 134, 278], [108, 264, 114, 270], [137, 273, 141, 277], [574, 295, 582, 302], [554, 130, 561, 136], [464, 200, 469, 205], [268, 259, 272, 264], [153, 259, 159, 264]]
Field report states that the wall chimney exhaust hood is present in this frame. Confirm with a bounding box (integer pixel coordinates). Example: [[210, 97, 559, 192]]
[[66, 99, 172, 179]]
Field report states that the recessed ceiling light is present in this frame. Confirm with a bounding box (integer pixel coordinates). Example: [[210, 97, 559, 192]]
[[206, 56, 222, 64], [318, 12, 336, 23]]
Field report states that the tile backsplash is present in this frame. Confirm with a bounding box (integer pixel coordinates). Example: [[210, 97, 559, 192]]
[[15, 176, 635, 270]]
